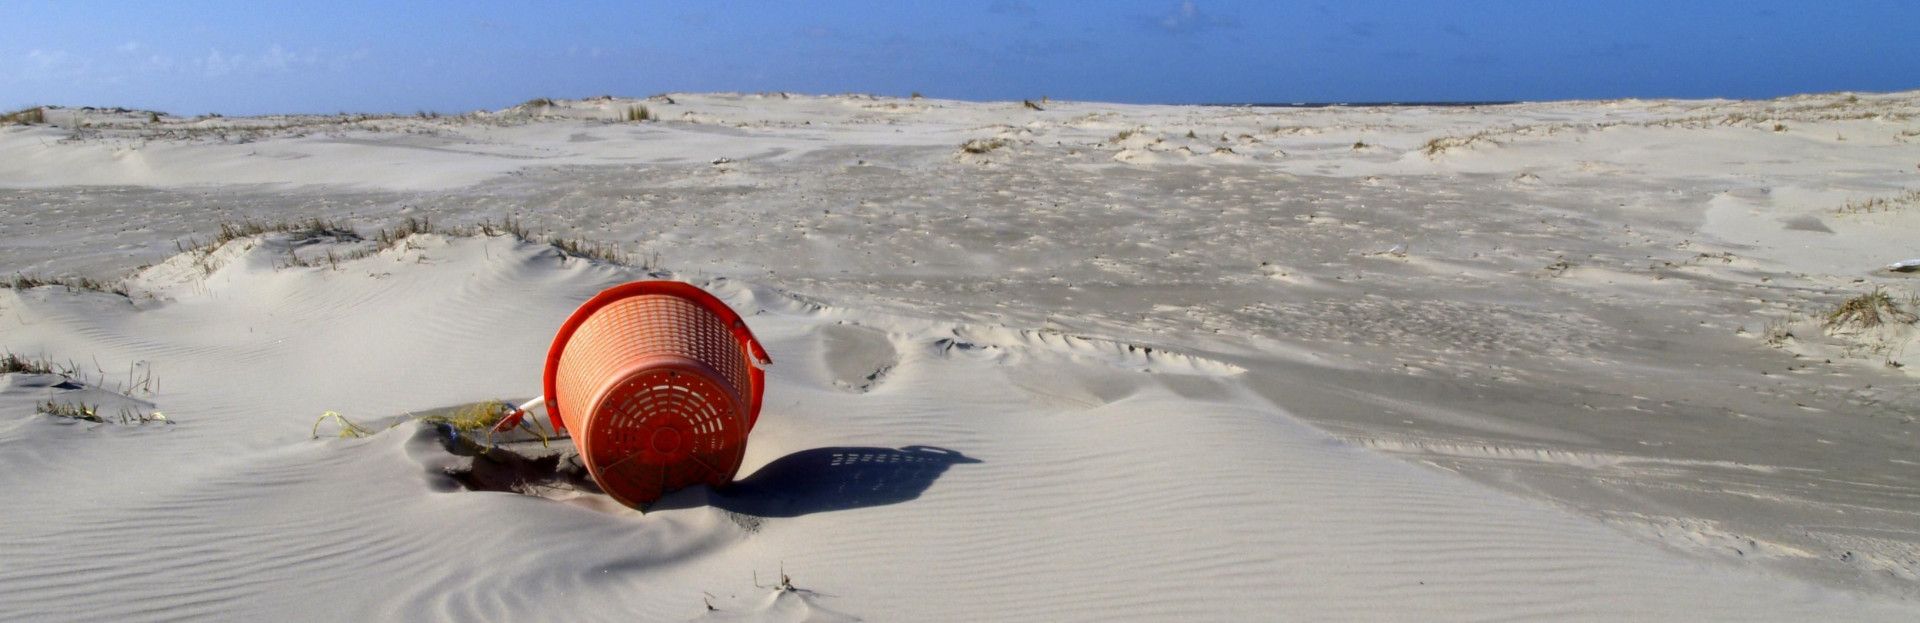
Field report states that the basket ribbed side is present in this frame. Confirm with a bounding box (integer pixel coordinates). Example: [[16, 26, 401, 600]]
[[554, 294, 752, 431], [552, 293, 755, 506]]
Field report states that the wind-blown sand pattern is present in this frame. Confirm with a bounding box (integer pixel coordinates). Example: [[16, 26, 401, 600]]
[[2, 92, 1918, 620]]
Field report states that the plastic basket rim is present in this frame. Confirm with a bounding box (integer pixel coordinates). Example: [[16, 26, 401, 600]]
[[542, 280, 770, 432]]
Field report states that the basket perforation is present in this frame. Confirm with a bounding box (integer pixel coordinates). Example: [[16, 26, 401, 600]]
[[548, 285, 762, 508]]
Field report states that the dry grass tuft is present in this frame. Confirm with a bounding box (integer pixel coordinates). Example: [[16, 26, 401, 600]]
[[39, 400, 167, 425], [375, 216, 435, 247], [624, 105, 651, 122], [1422, 131, 1501, 156], [1761, 318, 1795, 346], [2, 352, 62, 375], [1824, 289, 1917, 331], [210, 218, 358, 246], [39, 400, 101, 422], [4, 106, 46, 125], [546, 236, 630, 264], [170, 218, 362, 266], [960, 138, 1007, 154], [5, 274, 128, 297]]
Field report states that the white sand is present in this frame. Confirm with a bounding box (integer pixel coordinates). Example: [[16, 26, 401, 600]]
[[2, 92, 1918, 620]]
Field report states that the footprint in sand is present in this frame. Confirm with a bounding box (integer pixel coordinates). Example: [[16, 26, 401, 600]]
[[818, 323, 897, 393]]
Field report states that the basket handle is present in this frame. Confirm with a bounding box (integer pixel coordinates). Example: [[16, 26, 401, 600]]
[[490, 396, 547, 434]]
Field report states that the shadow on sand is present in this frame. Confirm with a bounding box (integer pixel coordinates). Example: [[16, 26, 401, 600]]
[[661, 445, 981, 517], [431, 425, 981, 518]]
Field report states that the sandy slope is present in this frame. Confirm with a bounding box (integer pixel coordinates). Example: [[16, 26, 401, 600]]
[[3, 92, 1919, 620]]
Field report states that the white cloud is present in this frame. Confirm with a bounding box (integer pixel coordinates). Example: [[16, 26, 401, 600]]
[[196, 44, 324, 78], [1149, 0, 1239, 35], [12, 49, 92, 81]]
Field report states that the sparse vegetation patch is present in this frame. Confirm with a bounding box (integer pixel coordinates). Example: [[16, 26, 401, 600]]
[[39, 400, 167, 425], [961, 138, 1007, 154], [1422, 130, 1501, 156], [4, 274, 128, 297], [1824, 289, 1917, 332], [3, 106, 46, 125], [1837, 189, 1920, 215], [2, 353, 61, 375]]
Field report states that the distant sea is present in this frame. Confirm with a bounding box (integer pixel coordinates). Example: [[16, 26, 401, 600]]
[[1205, 101, 1518, 108]]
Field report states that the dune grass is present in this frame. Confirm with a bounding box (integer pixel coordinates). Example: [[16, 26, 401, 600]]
[[3, 106, 46, 125], [1422, 130, 1501, 156], [39, 400, 167, 425], [545, 235, 631, 264], [170, 215, 638, 277], [1, 353, 62, 375], [624, 105, 651, 122], [39, 400, 102, 423], [961, 138, 1007, 154], [1837, 189, 1920, 215], [5, 274, 129, 297], [1824, 288, 1917, 331]]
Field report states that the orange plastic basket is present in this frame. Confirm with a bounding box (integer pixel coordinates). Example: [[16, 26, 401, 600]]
[[542, 281, 770, 509]]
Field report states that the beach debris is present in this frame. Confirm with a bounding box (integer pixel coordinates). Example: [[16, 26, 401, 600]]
[[542, 281, 771, 510], [1884, 258, 1920, 273], [312, 411, 378, 439]]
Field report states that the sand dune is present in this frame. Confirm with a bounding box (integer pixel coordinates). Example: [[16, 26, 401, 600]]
[[3, 92, 1919, 620]]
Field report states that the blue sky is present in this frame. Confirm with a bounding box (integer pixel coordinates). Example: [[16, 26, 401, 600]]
[[4, 1, 1916, 115]]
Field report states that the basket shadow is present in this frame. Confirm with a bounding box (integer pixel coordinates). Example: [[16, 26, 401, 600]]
[[663, 445, 981, 518]]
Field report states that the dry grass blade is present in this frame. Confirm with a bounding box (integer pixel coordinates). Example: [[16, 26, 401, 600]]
[[312, 411, 377, 439]]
